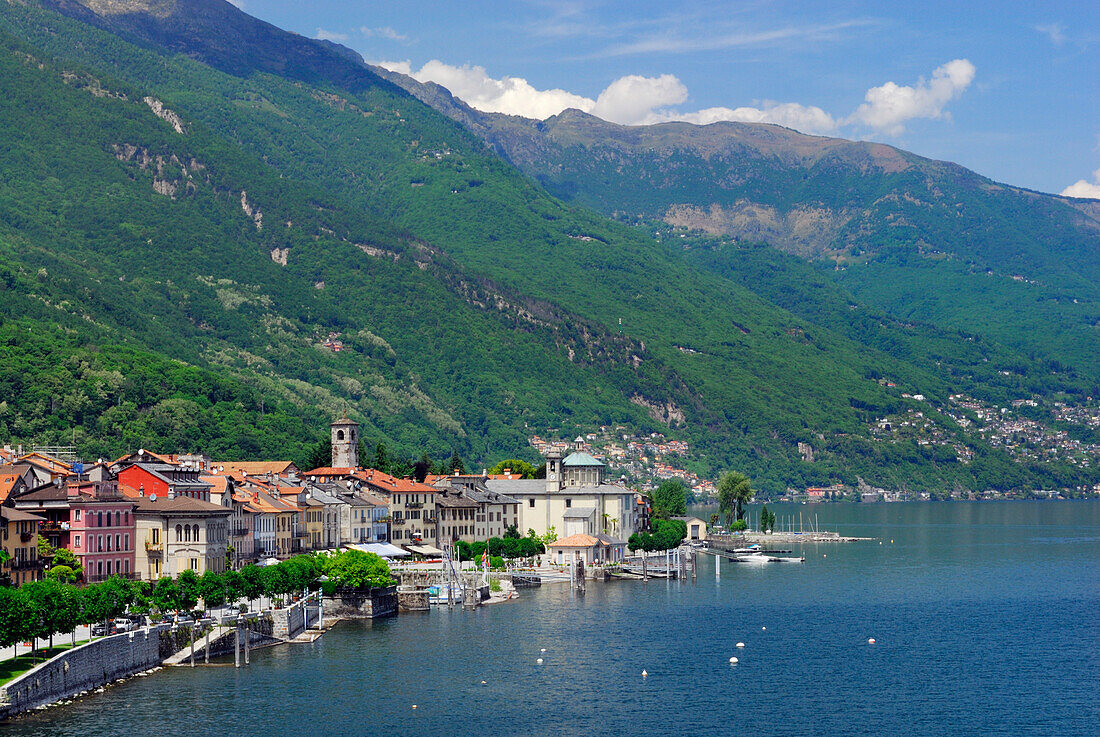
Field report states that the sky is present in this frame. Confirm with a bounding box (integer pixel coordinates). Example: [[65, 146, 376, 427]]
[[230, 0, 1099, 197]]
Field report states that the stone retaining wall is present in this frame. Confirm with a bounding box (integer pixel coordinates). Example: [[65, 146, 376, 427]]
[[323, 586, 397, 619], [0, 626, 168, 720]]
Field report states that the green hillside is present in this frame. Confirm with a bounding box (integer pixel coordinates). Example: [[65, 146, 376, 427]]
[[0, 0, 1093, 494]]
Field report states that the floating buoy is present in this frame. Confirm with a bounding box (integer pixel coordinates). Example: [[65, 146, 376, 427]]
[[890, 540, 894, 544], [641, 669, 648, 678], [736, 642, 745, 648], [823, 553, 827, 557], [540, 648, 547, 653], [536, 658, 543, 664], [729, 656, 738, 664], [868, 638, 876, 644], [761, 626, 766, 630], [412, 705, 418, 709], [480, 680, 487, 685]]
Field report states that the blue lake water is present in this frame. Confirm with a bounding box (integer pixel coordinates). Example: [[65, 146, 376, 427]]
[[5, 501, 1098, 736]]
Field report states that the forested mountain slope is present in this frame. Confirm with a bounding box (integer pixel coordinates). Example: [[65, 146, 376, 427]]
[[0, 0, 1093, 493], [376, 71, 1100, 380]]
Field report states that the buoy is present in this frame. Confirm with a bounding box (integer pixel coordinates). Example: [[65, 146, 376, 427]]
[[823, 553, 827, 557], [868, 638, 876, 644], [540, 648, 547, 653], [736, 642, 745, 648], [729, 656, 738, 664], [890, 540, 894, 544], [761, 626, 766, 630], [641, 669, 648, 677], [536, 658, 543, 664], [412, 705, 418, 709], [480, 680, 487, 685]]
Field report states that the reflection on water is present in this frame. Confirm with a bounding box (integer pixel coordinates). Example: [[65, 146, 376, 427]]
[[5, 501, 1098, 737]]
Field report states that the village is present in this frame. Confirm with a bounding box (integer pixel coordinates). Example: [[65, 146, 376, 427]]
[[1, 419, 661, 590]]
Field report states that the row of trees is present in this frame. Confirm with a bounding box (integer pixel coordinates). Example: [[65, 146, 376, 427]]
[[627, 519, 687, 552], [454, 528, 546, 562], [0, 551, 394, 655]]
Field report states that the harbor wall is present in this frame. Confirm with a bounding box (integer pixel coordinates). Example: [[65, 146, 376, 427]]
[[0, 627, 168, 720], [322, 586, 397, 620]]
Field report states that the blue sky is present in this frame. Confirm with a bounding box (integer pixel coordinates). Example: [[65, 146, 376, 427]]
[[233, 1, 1099, 197]]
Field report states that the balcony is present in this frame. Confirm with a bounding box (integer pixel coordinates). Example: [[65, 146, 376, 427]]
[[144, 539, 163, 553], [293, 530, 308, 538], [230, 526, 250, 537], [39, 521, 67, 534], [20, 531, 34, 543], [423, 516, 438, 525], [9, 558, 41, 571], [406, 502, 423, 510]]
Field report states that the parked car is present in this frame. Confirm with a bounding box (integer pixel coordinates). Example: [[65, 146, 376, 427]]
[[91, 622, 110, 637], [174, 611, 195, 625], [113, 618, 137, 633]]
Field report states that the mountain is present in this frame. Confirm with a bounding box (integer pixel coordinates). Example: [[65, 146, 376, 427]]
[[374, 72, 1100, 380], [0, 0, 1093, 495]]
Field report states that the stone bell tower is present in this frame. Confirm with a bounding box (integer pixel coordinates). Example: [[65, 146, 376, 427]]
[[545, 449, 563, 492], [331, 417, 360, 468]]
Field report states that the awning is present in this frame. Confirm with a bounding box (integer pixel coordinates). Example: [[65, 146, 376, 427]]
[[348, 543, 410, 558], [405, 544, 445, 556]]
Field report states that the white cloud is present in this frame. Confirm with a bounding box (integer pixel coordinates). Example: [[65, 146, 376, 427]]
[[362, 26, 408, 42], [1035, 23, 1065, 45], [655, 102, 837, 135], [380, 58, 971, 138], [848, 59, 975, 135], [1061, 169, 1100, 199], [315, 28, 348, 43], [591, 74, 687, 125]]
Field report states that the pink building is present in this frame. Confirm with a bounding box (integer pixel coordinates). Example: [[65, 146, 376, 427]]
[[67, 480, 137, 582]]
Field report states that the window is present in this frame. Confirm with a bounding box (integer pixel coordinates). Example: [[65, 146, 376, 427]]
[[98, 535, 104, 552], [97, 560, 103, 577], [124, 534, 129, 551], [125, 559, 130, 574], [115, 534, 120, 551], [97, 512, 103, 527], [565, 499, 572, 508], [74, 534, 81, 547], [529, 498, 535, 508], [74, 509, 81, 521], [176, 525, 182, 542], [337, 429, 345, 440], [115, 511, 121, 526]]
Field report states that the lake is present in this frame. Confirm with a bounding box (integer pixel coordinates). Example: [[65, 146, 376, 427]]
[[5, 501, 1098, 736]]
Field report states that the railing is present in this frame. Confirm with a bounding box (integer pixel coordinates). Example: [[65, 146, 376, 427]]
[[406, 502, 423, 510], [84, 571, 140, 583], [423, 516, 438, 525], [230, 526, 250, 537], [392, 518, 407, 526], [39, 521, 67, 533], [9, 558, 41, 570], [145, 539, 163, 552], [293, 530, 308, 538], [20, 531, 34, 543]]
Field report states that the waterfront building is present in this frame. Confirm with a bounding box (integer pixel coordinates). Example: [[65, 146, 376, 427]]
[[118, 461, 213, 502], [359, 470, 438, 545], [11, 482, 72, 551], [132, 491, 231, 579], [547, 532, 627, 565], [434, 488, 479, 544], [673, 516, 709, 541], [67, 480, 137, 581], [485, 451, 639, 539], [431, 474, 521, 539], [1, 506, 44, 585]]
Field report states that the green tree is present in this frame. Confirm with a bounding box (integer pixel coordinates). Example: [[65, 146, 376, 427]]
[[198, 571, 226, 613], [323, 549, 394, 589], [718, 471, 755, 524], [239, 565, 265, 604], [151, 576, 180, 613], [651, 479, 688, 518], [177, 569, 200, 611], [446, 450, 466, 475], [487, 459, 538, 478], [46, 565, 78, 583]]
